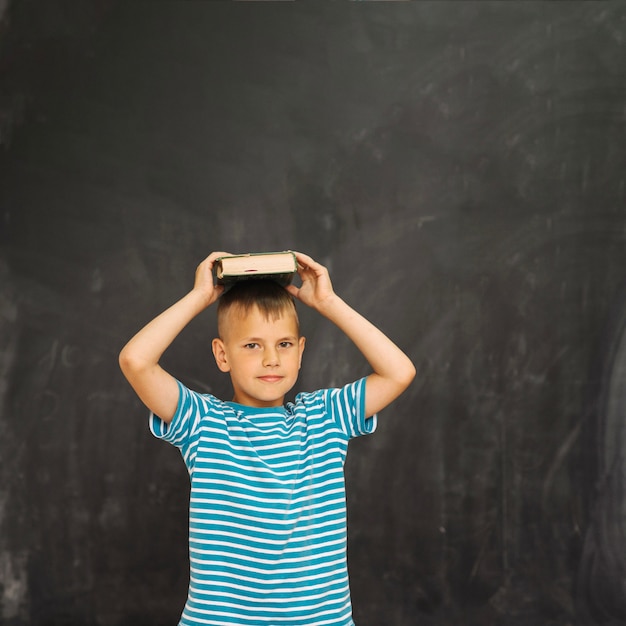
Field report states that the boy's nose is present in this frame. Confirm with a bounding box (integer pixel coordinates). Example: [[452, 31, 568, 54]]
[[263, 348, 279, 367]]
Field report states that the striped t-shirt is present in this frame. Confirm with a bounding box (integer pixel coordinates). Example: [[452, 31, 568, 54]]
[[150, 377, 377, 626]]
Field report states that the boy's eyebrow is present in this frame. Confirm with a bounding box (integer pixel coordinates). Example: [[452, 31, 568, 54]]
[[241, 335, 299, 342]]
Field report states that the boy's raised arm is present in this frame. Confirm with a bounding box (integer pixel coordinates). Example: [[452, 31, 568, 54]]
[[119, 252, 228, 423], [286, 252, 416, 417]]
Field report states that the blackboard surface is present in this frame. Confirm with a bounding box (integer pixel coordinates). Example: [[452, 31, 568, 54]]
[[1, 2, 626, 624]]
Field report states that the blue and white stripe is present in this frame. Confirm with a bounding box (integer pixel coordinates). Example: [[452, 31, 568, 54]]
[[150, 378, 376, 626]]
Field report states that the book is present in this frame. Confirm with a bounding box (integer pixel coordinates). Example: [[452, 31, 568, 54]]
[[215, 251, 298, 287]]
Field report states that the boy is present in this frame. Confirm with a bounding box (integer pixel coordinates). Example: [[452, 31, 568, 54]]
[[119, 250, 415, 626]]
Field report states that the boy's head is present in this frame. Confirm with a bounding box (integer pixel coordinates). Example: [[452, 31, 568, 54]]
[[216, 279, 299, 340], [212, 280, 305, 407]]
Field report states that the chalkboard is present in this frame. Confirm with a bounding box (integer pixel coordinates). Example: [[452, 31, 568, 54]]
[[1, 1, 626, 624], [577, 284, 626, 622]]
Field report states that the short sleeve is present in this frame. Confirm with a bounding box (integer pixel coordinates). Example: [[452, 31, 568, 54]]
[[149, 380, 211, 449], [323, 377, 377, 439]]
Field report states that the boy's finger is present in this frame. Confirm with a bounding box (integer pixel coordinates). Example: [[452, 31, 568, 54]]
[[285, 285, 299, 299], [293, 251, 317, 268], [207, 251, 231, 264]]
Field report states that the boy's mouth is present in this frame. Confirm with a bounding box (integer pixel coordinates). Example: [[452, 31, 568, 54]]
[[258, 375, 283, 383]]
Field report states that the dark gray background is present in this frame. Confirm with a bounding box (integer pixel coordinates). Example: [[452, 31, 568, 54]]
[[1, 1, 625, 624]]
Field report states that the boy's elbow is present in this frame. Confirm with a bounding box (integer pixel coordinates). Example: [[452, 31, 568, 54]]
[[118, 348, 132, 376], [399, 359, 416, 390], [118, 346, 144, 377]]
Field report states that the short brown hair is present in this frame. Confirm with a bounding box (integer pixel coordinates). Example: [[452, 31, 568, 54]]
[[217, 280, 299, 338]]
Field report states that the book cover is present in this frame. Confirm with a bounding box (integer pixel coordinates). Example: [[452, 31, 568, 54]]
[[215, 251, 297, 287]]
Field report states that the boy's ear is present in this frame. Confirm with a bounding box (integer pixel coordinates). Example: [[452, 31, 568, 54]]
[[298, 336, 306, 368], [212, 338, 231, 372]]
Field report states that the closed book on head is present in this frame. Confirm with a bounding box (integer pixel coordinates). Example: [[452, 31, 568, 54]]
[[215, 251, 297, 286]]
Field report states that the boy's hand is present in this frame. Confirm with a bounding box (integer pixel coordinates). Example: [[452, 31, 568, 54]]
[[193, 251, 231, 307], [286, 251, 336, 311]]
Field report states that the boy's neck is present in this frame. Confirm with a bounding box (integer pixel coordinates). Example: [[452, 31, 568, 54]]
[[230, 397, 286, 408]]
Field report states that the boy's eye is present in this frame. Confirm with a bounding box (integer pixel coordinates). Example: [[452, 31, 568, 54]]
[[278, 341, 293, 349], [244, 343, 259, 349]]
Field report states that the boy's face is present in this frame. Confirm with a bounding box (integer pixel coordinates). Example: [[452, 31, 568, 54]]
[[212, 304, 306, 407]]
